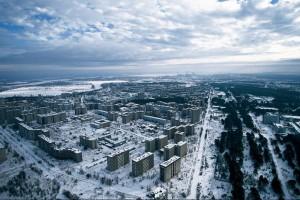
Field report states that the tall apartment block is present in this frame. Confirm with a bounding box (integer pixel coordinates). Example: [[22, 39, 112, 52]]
[[145, 135, 168, 153], [145, 138, 156, 152], [190, 107, 201, 123], [185, 124, 195, 136], [160, 156, 181, 182], [107, 148, 130, 171], [155, 135, 168, 150], [132, 152, 154, 177], [174, 132, 185, 143], [163, 144, 176, 161], [175, 141, 188, 157], [0, 143, 6, 164]]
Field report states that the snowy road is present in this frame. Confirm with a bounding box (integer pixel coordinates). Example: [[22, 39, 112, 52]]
[[0, 127, 133, 198], [188, 92, 211, 199], [0, 127, 54, 176], [0, 127, 99, 183]]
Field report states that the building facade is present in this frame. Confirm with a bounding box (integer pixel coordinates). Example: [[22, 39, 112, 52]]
[[132, 152, 154, 177], [160, 156, 181, 182], [107, 148, 130, 171]]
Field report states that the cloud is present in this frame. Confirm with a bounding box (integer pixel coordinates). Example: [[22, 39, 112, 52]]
[[0, 0, 299, 77]]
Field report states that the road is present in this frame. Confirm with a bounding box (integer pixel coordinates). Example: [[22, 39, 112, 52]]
[[0, 127, 100, 185], [0, 127, 54, 177], [188, 92, 211, 199], [0, 126, 135, 198]]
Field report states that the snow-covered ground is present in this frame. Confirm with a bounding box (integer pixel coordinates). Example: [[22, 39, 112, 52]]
[[0, 80, 127, 97], [251, 114, 296, 199]]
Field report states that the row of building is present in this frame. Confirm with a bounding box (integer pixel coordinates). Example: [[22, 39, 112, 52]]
[[37, 112, 66, 125], [107, 141, 187, 181], [163, 124, 195, 139], [145, 135, 168, 152], [18, 122, 50, 140], [263, 112, 300, 134], [163, 142, 187, 160], [121, 111, 145, 124], [37, 135, 82, 162]]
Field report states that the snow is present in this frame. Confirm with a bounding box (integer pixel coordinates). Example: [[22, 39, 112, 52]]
[[188, 92, 212, 199], [0, 80, 127, 97], [251, 114, 293, 199]]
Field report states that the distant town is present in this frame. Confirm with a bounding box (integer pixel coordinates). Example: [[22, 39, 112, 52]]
[[0, 74, 300, 199]]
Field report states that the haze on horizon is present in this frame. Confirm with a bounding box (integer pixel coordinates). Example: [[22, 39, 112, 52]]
[[0, 0, 300, 80]]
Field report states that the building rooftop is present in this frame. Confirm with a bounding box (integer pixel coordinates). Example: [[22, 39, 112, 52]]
[[160, 156, 180, 168], [38, 134, 54, 144], [132, 152, 153, 162], [19, 123, 34, 130], [107, 147, 130, 158], [177, 141, 187, 146], [164, 143, 176, 149]]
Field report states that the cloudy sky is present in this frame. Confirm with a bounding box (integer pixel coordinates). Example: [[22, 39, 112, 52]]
[[0, 0, 300, 79]]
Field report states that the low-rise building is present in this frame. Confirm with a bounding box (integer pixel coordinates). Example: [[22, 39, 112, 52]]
[[263, 112, 279, 125], [75, 106, 87, 115], [147, 187, 168, 200], [90, 119, 111, 129], [37, 112, 66, 125], [79, 135, 97, 149], [272, 123, 286, 134], [143, 115, 167, 125]]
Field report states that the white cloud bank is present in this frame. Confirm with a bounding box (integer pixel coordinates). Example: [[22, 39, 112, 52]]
[[0, 0, 299, 75]]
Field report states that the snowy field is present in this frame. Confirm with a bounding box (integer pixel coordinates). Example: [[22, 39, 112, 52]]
[[0, 80, 126, 97]]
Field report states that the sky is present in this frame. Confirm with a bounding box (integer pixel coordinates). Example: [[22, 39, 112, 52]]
[[0, 0, 300, 79]]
